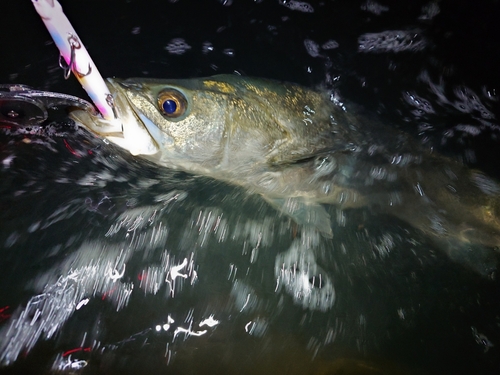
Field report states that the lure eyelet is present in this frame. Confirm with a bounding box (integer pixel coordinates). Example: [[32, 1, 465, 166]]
[[157, 89, 187, 118]]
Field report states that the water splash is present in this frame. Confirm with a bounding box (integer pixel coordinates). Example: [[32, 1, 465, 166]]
[[361, 1, 389, 16], [280, 0, 314, 13], [358, 30, 426, 53], [164, 38, 192, 55]]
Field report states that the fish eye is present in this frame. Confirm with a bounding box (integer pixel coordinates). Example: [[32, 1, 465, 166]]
[[157, 89, 187, 118]]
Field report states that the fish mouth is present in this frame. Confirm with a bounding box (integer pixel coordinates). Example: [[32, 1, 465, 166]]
[[107, 78, 174, 151]]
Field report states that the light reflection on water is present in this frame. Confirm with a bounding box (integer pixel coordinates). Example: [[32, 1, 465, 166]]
[[1, 0, 500, 374]]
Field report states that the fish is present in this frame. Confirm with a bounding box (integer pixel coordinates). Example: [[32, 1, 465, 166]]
[[71, 74, 500, 272]]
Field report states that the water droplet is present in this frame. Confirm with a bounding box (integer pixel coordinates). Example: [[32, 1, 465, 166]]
[[361, 1, 389, 15], [322, 40, 339, 50], [280, 0, 314, 13], [304, 39, 321, 57], [202, 42, 214, 54], [164, 38, 192, 55]]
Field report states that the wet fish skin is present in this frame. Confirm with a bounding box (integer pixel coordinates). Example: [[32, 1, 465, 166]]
[[71, 74, 500, 269]]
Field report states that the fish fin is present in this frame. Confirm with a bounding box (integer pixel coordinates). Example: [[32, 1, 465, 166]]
[[434, 237, 498, 277], [263, 196, 333, 238]]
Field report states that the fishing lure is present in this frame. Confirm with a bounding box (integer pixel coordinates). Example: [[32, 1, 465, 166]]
[[32, 0, 119, 125]]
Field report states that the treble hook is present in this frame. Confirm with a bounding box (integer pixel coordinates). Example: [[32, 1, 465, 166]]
[[58, 34, 92, 80]]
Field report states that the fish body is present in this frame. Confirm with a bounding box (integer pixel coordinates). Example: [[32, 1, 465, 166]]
[[71, 75, 500, 269]]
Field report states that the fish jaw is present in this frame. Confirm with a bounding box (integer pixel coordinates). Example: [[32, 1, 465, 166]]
[[107, 78, 177, 151], [70, 78, 161, 156]]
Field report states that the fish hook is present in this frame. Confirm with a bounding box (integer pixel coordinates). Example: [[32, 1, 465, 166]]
[[58, 34, 92, 80], [106, 93, 119, 120]]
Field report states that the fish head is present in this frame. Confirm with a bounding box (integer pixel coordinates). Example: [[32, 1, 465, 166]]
[[106, 76, 236, 172]]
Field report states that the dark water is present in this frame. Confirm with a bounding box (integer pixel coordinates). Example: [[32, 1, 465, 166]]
[[1, 0, 500, 374]]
